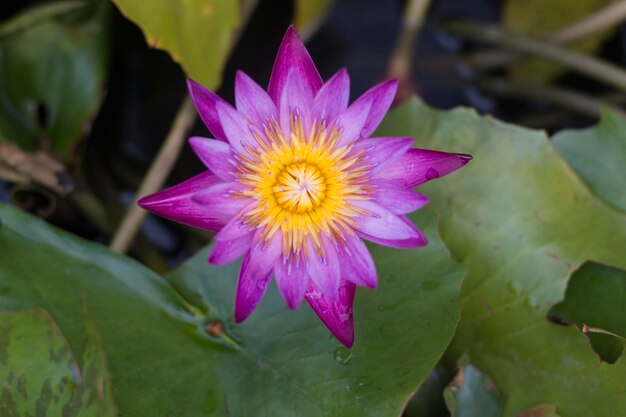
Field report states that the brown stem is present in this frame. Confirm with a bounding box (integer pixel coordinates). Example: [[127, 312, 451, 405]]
[[467, 0, 626, 70], [443, 20, 626, 93], [109, 97, 196, 253]]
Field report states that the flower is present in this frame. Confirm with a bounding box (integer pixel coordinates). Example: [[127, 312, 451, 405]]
[[138, 26, 471, 348]]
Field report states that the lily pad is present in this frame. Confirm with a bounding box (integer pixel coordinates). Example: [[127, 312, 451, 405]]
[[549, 262, 626, 364], [553, 108, 626, 213], [378, 99, 626, 417], [0, 202, 464, 416], [0, 308, 116, 417]]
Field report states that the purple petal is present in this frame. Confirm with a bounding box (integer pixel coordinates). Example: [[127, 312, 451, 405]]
[[214, 202, 257, 242], [371, 180, 429, 214], [191, 181, 250, 217], [352, 137, 413, 172], [216, 101, 259, 156], [209, 232, 253, 265], [279, 69, 313, 138], [234, 232, 282, 323], [138, 172, 227, 232], [351, 200, 428, 248], [312, 68, 350, 124], [377, 149, 473, 188], [333, 96, 373, 148], [188, 137, 236, 180], [338, 234, 377, 288], [306, 236, 340, 299], [187, 79, 228, 142], [235, 70, 278, 128], [274, 255, 309, 310], [357, 79, 398, 139], [267, 26, 323, 103], [305, 281, 355, 348]]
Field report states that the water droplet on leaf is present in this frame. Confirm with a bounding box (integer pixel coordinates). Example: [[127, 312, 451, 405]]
[[333, 347, 352, 364]]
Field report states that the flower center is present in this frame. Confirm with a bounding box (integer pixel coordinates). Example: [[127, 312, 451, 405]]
[[234, 115, 371, 256], [274, 162, 326, 212]]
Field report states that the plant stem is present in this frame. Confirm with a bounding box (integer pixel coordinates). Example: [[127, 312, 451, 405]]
[[466, 0, 626, 70], [443, 20, 626, 93], [109, 97, 196, 253], [477, 77, 626, 120], [109, 0, 261, 254], [387, 0, 432, 100]]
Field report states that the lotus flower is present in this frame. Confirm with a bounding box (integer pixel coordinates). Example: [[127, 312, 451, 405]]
[[139, 26, 471, 348]]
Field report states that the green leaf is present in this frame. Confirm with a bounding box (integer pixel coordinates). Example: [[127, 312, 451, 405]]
[[552, 109, 626, 213], [444, 363, 505, 417], [0, 308, 116, 417], [110, 0, 239, 89], [503, 0, 614, 83], [0, 1, 110, 157], [549, 262, 626, 364], [0, 202, 464, 416], [378, 99, 626, 417]]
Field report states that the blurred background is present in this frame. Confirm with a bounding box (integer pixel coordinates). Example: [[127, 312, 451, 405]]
[[1, 0, 625, 271]]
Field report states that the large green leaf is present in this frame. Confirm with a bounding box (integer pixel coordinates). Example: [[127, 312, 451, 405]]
[[378, 99, 626, 417], [110, 0, 238, 89], [549, 262, 626, 364], [0, 202, 464, 416], [553, 109, 626, 213], [0, 1, 109, 157], [0, 308, 116, 416]]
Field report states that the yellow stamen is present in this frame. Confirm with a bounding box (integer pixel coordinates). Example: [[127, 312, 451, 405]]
[[237, 115, 371, 257]]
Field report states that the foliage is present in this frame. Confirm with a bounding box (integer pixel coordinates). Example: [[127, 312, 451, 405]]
[[0, 1, 110, 158], [0, 203, 463, 416], [0, 308, 116, 417], [110, 0, 239, 89], [379, 100, 626, 417]]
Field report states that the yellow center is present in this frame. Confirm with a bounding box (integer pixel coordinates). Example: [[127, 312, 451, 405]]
[[235, 115, 371, 257]]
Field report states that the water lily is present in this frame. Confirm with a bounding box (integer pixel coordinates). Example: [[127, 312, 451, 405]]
[[139, 26, 471, 348]]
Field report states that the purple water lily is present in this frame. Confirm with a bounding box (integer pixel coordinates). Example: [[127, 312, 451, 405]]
[[139, 26, 471, 348]]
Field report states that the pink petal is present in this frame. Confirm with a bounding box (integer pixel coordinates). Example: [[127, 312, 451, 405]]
[[358, 79, 398, 139], [235, 70, 277, 128], [214, 202, 257, 242], [305, 281, 355, 348], [377, 149, 473, 188], [274, 255, 309, 310], [312, 68, 350, 124], [188, 137, 236, 180], [138, 172, 227, 232], [191, 181, 250, 218], [187, 79, 228, 142], [338, 234, 377, 288], [267, 26, 323, 103], [306, 235, 341, 299], [234, 232, 282, 322], [352, 137, 413, 172], [216, 101, 260, 156], [333, 96, 373, 148], [209, 232, 253, 265], [279, 69, 313, 138], [351, 200, 428, 248], [371, 180, 429, 214]]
